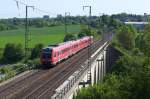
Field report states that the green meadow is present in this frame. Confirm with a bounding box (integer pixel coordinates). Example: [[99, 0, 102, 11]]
[[0, 25, 81, 48]]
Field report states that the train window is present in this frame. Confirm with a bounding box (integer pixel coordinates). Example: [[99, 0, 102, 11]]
[[42, 53, 51, 58], [74, 44, 78, 48], [42, 48, 52, 59], [62, 50, 64, 54], [64, 49, 66, 52], [43, 48, 51, 52], [59, 51, 62, 55]]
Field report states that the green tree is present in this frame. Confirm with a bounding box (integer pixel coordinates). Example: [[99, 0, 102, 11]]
[[30, 44, 44, 59], [135, 32, 144, 50], [0, 23, 7, 31], [75, 56, 150, 99], [116, 25, 136, 50], [80, 25, 91, 36], [2, 43, 24, 63], [78, 32, 87, 38], [142, 22, 150, 57], [63, 34, 76, 42]]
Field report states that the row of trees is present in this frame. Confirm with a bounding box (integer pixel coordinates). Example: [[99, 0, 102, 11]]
[[0, 13, 145, 31], [0, 23, 17, 31], [111, 13, 146, 22], [63, 15, 123, 42], [63, 26, 92, 42], [0, 43, 43, 64]]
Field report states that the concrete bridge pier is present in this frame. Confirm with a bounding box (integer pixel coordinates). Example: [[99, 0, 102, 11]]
[[91, 49, 106, 85]]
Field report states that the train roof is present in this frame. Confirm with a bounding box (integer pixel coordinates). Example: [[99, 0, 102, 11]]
[[48, 41, 73, 47], [43, 36, 91, 50]]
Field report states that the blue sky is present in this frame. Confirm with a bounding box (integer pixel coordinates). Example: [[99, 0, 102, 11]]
[[0, 0, 150, 18]]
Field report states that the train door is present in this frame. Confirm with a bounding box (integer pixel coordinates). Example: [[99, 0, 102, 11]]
[[69, 46, 72, 56], [58, 51, 61, 62], [42, 48, 52, 64]]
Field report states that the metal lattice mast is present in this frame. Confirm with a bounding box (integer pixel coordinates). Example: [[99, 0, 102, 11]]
[[83, 6, 92, 84], [25, 6, 34, 64], [64, 12, 70, 34]]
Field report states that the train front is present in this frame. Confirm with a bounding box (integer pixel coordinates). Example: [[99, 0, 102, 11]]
[[40, 47, 53, 65]]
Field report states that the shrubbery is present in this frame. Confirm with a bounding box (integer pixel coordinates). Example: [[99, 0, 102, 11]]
[[0, 23, 7, 31], [27, 58, 41, 69], [0, 63, 31, 82], [78, 32, 87, 38], [2, 43, 24, 63], [141, 22, 150, 57], [75, 53, 150, 99], [75, 23, 150, 99], [115, 25, 137, 50], [63, 34, 77, 42], [30, 44, 44, 59], [0, 66, 16, 82], [12, 63, 28, 74]]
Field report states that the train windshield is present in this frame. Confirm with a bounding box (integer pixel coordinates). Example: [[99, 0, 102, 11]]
[[42, 48, 52, 59]]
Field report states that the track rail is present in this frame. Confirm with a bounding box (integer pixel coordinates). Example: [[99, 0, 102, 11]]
[[0, 70, 49, 99]]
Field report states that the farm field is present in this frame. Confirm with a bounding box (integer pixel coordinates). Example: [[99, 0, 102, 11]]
[[0, 25, 81, 48]]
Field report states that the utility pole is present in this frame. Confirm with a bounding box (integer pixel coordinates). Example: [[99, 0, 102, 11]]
[[25, 5, 34, 65], [64, 12, 70, 34], [83, 6, 91, 31], [83, 6, 92, 84], [99, 13, 104, 41]]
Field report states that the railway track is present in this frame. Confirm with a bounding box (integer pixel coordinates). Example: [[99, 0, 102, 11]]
[[37, 40, 106, 99], [0, 70, 49, 99], [13, 40, 101, 99], [11, 47, 89, 99], [0, 39, 106, 99]]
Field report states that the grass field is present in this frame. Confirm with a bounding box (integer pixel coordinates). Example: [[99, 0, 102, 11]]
[[0, 25, 81, 48]]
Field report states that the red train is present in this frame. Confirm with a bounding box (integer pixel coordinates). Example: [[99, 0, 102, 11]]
[[40, 36, 93, 66]]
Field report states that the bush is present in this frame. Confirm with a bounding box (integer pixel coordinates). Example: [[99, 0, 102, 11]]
[[2, 43, 24, 63], [78, 32, 87, 38], [0, 23, 7, 31], [0, 50, 3, 60], [63, 34, 77, 42], [0, 67, 11, 74], [75, 56, 150, 99], [27, 58, 41, 69], [0, 66, 16, 82], [30, 44, 44, 59], [81, 28, 91, 36], [75, 74, 132, 99], [12, 63, 28, 74], [115, 25, 137, 50], [142, 22, 150, 57]]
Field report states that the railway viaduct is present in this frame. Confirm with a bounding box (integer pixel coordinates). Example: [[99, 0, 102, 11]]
[[51, 42, 111, 99]]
